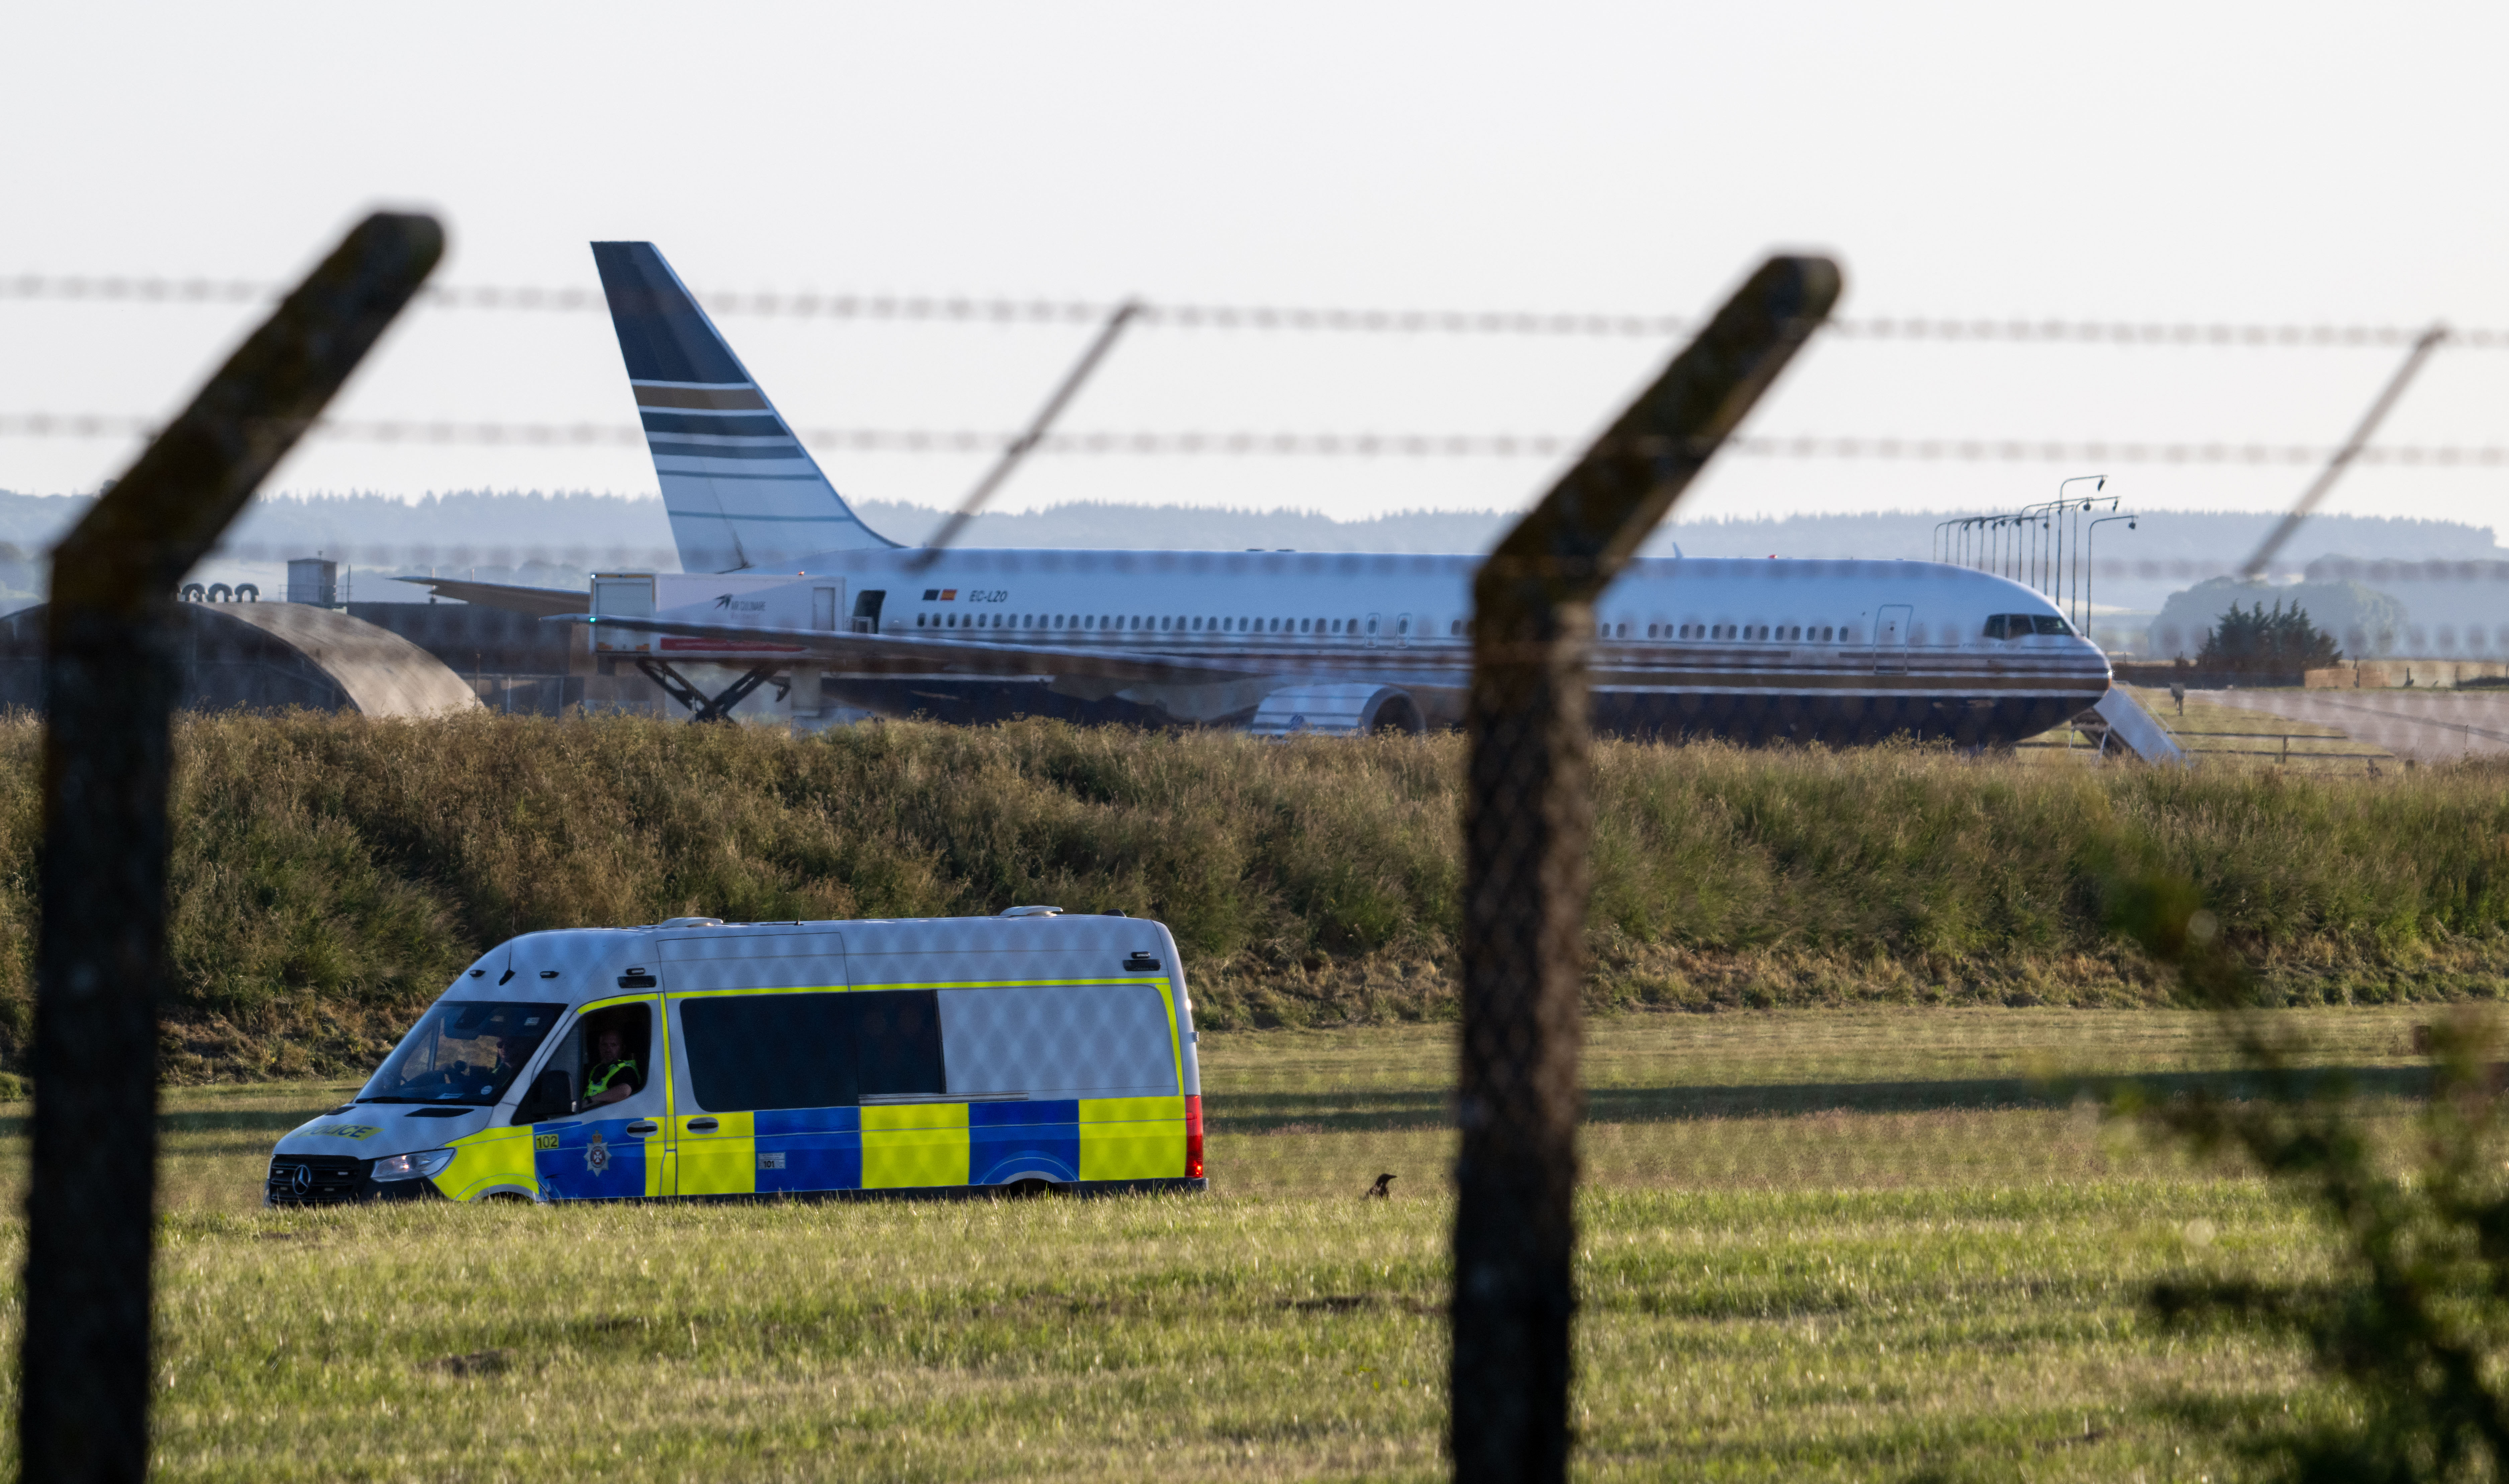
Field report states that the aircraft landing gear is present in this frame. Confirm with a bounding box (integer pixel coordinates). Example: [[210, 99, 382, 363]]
[[634, 658, 787, 723]]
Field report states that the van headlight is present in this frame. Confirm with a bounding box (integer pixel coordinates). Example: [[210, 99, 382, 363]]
[[370, 1148, 455, 1181]]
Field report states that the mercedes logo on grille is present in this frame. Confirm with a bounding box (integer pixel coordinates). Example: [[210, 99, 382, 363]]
[[288, 1164, 311, 1196]]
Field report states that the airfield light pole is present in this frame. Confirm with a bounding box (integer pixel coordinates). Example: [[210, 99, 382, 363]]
[[1456, 253, 1838, 1484], [2086, 513, 2136, 644], [19, 214, 441, 1484], [2053, 476, 2105, 621]]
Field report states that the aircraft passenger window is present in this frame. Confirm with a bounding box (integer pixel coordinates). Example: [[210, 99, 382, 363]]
[[1822, 626, 1834, 641]]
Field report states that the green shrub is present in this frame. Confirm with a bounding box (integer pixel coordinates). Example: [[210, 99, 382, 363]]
[[0, 711, 2498, 1078]]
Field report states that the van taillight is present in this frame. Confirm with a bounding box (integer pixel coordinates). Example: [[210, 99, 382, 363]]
[[1184, 1094, 1204, 1180]]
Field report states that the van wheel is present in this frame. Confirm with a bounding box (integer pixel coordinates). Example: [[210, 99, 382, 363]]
[[1000, 1178, 1055, 1199]]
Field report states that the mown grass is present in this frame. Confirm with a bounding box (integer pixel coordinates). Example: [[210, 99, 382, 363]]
[[0, 710, 2497, 1078], [0, 1008, 2437, 1480]]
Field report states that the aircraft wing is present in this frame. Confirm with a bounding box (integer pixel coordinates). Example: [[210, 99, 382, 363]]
[[545, 613, 1263, 684], [394, 575, 591, 619]]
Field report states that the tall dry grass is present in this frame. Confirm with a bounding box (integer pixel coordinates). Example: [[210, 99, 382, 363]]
[[0, 711, 2494, 1078]]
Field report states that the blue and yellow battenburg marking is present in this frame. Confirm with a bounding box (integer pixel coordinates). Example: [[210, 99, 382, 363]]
[[428, 976, 1191, 1202]]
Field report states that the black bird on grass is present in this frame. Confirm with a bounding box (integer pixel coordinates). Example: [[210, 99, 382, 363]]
[[1366, 1173, 1395, 1199]]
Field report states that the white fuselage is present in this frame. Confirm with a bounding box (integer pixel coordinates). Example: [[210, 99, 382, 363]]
[[594, 548, 2111, 744]]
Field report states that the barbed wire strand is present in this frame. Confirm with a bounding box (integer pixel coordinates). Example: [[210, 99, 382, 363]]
[[4, 274, 2503, 348], [5, 412, 2509, 467]]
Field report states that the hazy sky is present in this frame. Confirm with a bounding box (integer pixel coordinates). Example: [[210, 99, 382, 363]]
[[6, 2, 2508, 540]]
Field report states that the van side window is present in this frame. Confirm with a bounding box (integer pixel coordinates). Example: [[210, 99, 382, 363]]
[[579, 1004, 653, 1109], [856, 991, 945, 1098], [684, 994, 857, 1112], [680, 989, 945, 1112]]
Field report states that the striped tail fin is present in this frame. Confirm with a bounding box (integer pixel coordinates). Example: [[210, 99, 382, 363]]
[[591, 241, 897, 572]]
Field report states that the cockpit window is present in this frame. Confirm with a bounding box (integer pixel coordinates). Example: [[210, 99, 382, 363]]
[[1984, 613, 2073, 639], [2032, 614, 2072, 636], [358, 1000, 564, 1105]]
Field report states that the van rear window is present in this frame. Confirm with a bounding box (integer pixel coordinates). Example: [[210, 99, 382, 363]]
[[681, 990, 943, 1111]]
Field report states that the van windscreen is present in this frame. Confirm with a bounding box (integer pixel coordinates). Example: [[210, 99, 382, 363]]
[[681, 990, 944, 1112], [358, 1000, 564, 1106]]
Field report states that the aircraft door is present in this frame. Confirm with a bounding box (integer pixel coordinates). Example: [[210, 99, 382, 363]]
[[589, 576, 656, 655], [811, 584, 842, 631], [1366, 614, 1381, 648], [1395, 613, 1412, 649], [852, 590, 886, 634], [1874, 605, 1913, 675]]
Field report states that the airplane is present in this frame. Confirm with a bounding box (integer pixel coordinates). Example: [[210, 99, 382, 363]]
[[405, 242, 2119, 747]]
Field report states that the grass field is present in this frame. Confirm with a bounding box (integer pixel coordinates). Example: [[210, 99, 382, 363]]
[[0, 1007, 2443, 1479]]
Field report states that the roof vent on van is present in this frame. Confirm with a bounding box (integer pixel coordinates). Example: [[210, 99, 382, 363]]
[[999, 905, 1063, 918], [657, 917, 725, 929]]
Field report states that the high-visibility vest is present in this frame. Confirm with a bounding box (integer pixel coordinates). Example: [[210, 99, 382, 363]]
[[588, 1058, 639, 1097]]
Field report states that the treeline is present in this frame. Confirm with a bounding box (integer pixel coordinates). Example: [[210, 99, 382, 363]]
[[0, 713, 2497, 1081]]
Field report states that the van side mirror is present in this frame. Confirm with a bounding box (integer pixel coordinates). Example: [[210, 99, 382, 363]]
[[511, 1068, 573, 1126]]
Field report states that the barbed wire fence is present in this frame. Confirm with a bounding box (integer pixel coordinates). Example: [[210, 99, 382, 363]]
[[8, 411, 2509, 472], [9, 271, 2509, 348]]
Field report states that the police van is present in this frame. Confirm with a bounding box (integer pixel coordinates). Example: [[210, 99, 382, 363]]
[[266, 910, 1207, 1205]]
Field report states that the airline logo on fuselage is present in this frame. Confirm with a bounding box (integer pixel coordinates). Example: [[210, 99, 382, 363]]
[[712, 594, 767, 612]]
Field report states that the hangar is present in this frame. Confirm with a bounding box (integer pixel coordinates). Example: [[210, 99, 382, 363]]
[[0, 601, 481, 716]]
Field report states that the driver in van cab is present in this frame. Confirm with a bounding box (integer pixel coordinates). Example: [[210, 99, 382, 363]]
[[585, 1024, 641, 1107]]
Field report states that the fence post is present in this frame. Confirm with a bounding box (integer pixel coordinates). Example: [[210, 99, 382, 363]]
[[20, 212, 441, 1484], [1452, 254, 1838, 1484]]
